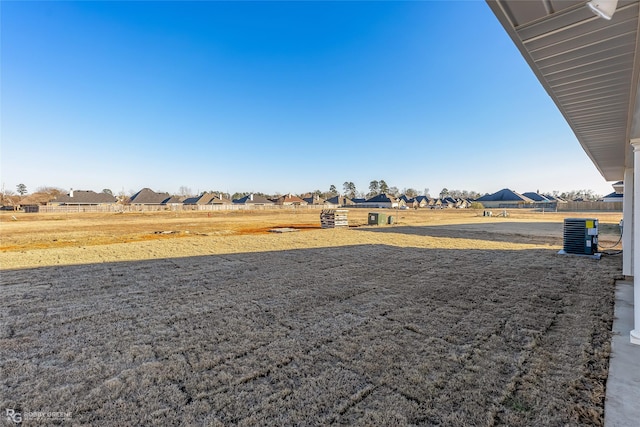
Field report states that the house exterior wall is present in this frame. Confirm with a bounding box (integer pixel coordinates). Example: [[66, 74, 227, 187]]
[[357, 202, 396, 209], [476, 201, 534, 209], [630, 139, 640, 345], [623, 167, 633, 277]]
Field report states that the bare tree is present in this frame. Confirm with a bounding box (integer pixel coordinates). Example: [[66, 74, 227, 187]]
[[115, 189, 129, 205], [0, 187, 19, 210], [404, 188, 418, 198], [560, 189, 600, 201], [207, 190, 231, 200], [35, 186, 66, 198], [388, 186, 400, 197], [231, 192, 250, 201], [178, 186, 193, 197], [445, 189, 482, 200]]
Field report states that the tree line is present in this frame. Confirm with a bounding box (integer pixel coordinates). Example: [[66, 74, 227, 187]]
[[2, 182, 605, 205]]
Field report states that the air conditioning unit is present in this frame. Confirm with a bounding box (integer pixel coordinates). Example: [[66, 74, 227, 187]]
[[563, 218, 598, 255]]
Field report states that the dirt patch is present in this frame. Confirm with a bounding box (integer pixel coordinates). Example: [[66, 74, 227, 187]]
[[0, 209, 622, 425]]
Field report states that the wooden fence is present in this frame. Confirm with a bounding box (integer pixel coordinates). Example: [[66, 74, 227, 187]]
[[556, 201, 622, 212], [33, 203, 340, 214], [24, 201, 624, 214]]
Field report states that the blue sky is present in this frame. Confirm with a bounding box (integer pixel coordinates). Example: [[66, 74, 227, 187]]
[[1, 0, 616, 197]]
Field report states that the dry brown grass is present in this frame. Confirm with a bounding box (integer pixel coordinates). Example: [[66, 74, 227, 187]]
[[0, 209, 622, 425], [0, 209, 623, 269]]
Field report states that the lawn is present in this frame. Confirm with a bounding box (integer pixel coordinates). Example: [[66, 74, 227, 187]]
[[0, 210, 622, 425]]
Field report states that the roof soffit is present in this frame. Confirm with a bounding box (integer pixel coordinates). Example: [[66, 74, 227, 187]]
[[487, 0, 640, 181]]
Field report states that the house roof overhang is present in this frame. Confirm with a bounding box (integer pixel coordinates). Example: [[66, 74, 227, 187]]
[[486, 0, 640, 182]]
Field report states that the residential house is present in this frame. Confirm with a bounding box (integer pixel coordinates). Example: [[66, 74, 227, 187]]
[[398, 195, 412, 204], [612, 181, 624, 194], [182, 195, 202, 205], [274, 194, 308, 206], [542, 194, 567, 203], [603, 181, 624, 203], [162, 195, 184, 210], [603, 192, 624, 203], [427, 198, 443, 209], [181, 192, 232, 210], [183, 192, 230, 206], [17, 192, 57, 213], [521, 192, 550, 202], [359, 193, 401, 209], [232, 194, 275, 206], [405, 198, 419, 209], [458, 199, 472, 209], [302, 194, 328, 206], [128, 188, 172, 206], [487, 0, 640, 350], [209, 194, 232, 205], [50, 189, 117, 206], [522, 192, 557, 210], [475, 188, 534, 208], [326, 196, 356, 207], [0, 193, 20, 211], [413, 196, 429, 208], [441, 197, 458, 209]]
